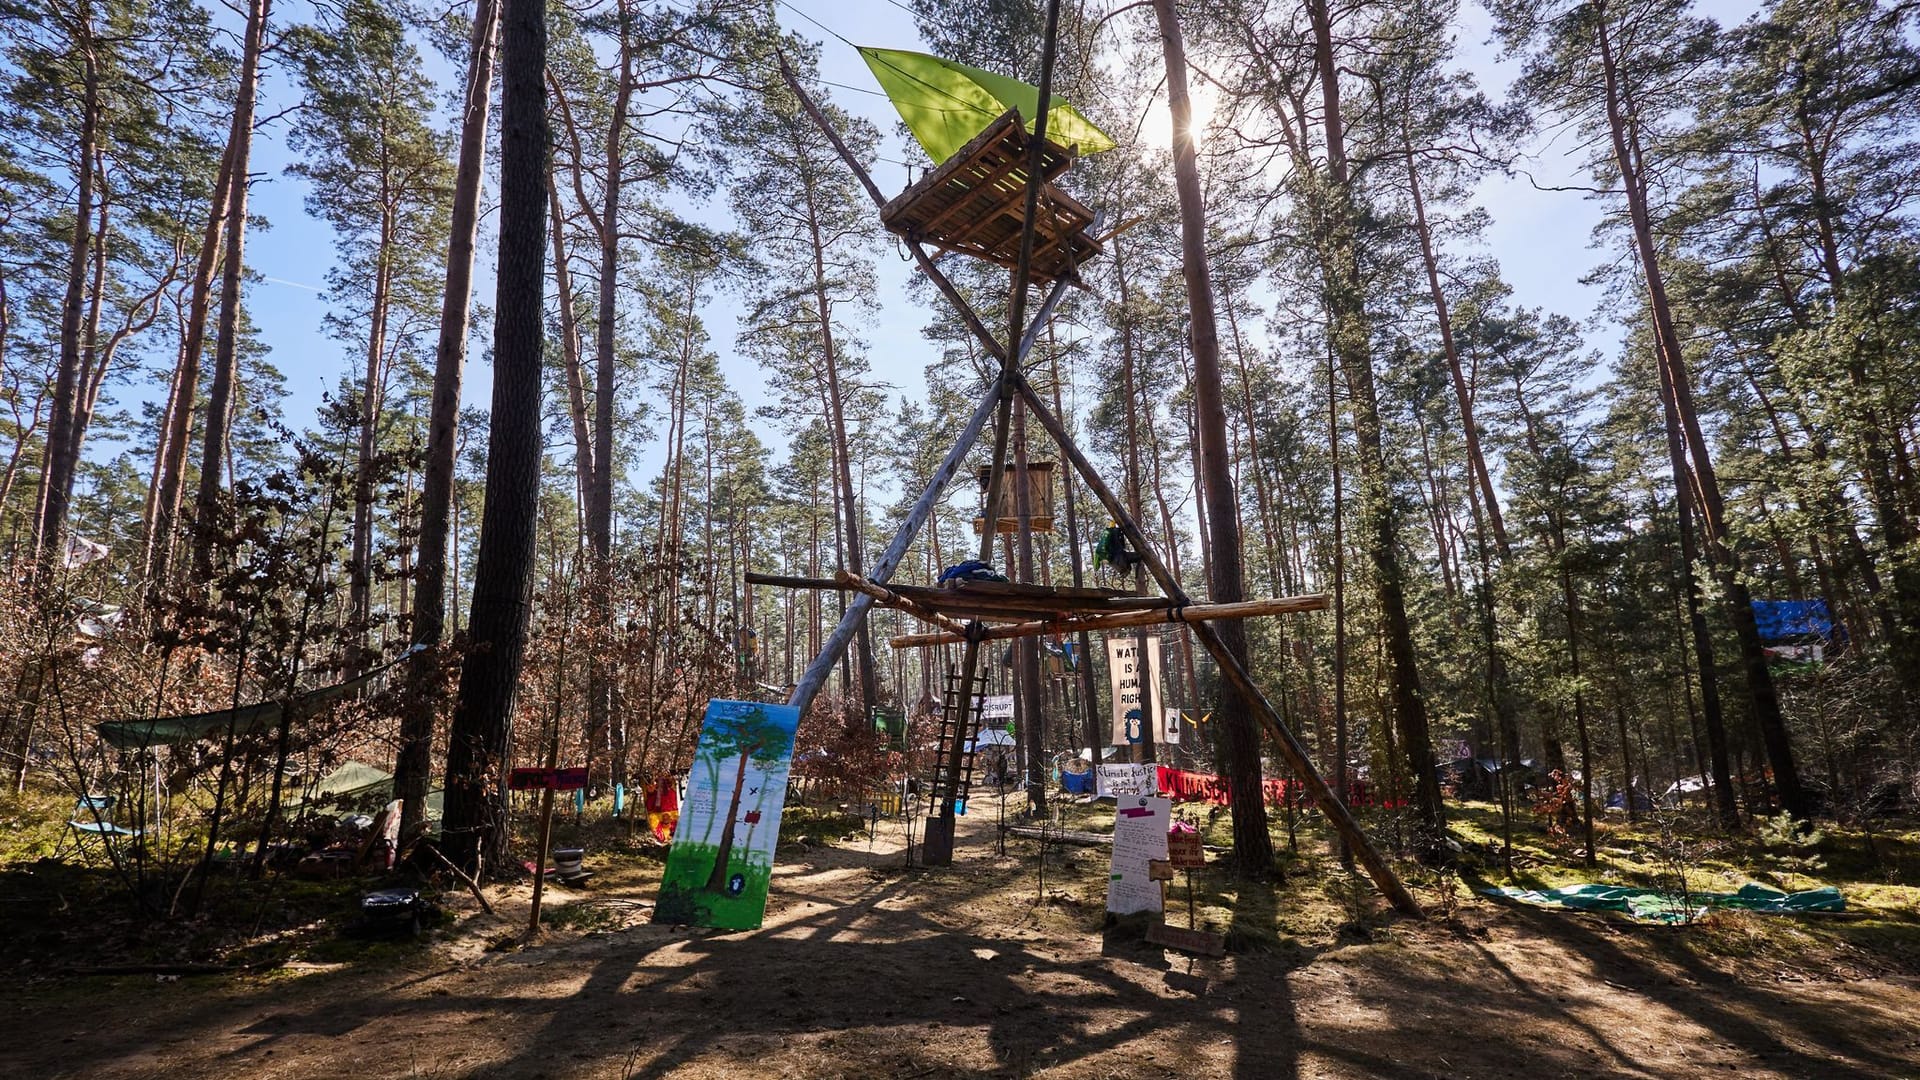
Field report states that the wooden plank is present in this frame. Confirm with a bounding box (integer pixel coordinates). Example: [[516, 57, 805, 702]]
[[1008, 824, 1110, 846], [1147, 922, 1226, 957], [744, 572, 848, 591]]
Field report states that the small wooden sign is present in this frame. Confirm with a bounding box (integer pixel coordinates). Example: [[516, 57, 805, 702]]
[[509, 767, 589, 791], [1147, 921, 1227, 957], [1148, 858, 1174, 882], [1167, 830, 1206, 869]]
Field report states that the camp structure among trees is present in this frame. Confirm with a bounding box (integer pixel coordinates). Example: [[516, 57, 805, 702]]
[[4, 0, 1920, 1071]]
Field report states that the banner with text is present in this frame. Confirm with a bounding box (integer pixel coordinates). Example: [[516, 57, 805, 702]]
[[1106, 635, 1173, 746]]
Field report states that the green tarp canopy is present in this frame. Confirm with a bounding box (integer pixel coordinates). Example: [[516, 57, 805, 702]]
[[95, 652, 409, 749], [859, 46, 1115, 164], [1482, 882, 1845, 924], [287, 761, 392, 808]]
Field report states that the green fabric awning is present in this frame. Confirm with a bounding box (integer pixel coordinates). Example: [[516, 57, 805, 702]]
[[859, 46, 1115, 164], [96, 652, 410, 749]]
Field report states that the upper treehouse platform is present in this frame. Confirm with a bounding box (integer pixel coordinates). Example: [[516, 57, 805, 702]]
[[880, 110, 1103, 287]]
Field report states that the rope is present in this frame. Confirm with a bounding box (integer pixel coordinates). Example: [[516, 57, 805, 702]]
[[775, 0, 1001, 120]]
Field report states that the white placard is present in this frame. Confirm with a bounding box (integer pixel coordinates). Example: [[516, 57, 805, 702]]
[[1105, 795, 1171, 915], [976, 694, 1015, 721], [1096, 763, 1157, 797]]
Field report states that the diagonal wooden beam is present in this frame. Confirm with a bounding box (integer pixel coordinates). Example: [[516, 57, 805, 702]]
[[1007, 369, 1425, 918]]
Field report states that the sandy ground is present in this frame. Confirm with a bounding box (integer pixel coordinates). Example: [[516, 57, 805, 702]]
[[4, 798, 1918, 1080]]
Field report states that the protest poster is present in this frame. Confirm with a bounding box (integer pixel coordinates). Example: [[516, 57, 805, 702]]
[[1106, 635, 1173, 745], [1105, 795, 1171, 916]]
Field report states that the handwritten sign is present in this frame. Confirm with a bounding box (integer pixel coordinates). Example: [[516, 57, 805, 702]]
[[1097, 763, 1157, 797], [509, 767, 588, 791], [1105, 795, 1170, 916], [1167, 828, 1206, 869]]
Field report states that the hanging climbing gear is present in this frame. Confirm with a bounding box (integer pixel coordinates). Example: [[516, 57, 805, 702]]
[[1094, 522, 1138, 575]]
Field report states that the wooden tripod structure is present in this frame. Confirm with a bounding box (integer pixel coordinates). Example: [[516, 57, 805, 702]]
[[771, 53, 1423, 917]]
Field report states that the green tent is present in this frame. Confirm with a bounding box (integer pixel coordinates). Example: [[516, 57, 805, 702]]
[[859, 47, 1115, 164]]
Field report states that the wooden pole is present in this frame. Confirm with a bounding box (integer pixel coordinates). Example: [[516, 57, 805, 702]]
[[526, 722, 560, 936], [887, 593, 1331, 648]]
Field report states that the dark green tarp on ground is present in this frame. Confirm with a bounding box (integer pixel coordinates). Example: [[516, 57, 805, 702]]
[[1482, 882, 1845, 924]]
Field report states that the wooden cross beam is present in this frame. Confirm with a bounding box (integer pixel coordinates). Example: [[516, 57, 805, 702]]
[[886, 592, 1331, 648]]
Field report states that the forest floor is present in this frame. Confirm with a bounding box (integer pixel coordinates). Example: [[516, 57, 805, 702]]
[[3, 789, 1920, 1079]]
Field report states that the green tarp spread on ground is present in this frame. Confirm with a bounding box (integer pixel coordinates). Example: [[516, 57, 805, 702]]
[[1482, 883, 1845, 924], [858, 46, 1116, 164]]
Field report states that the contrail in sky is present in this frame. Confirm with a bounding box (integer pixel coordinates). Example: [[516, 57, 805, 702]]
[[263, 276, 322, 292]]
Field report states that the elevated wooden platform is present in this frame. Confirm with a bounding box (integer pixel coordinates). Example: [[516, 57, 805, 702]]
[[881, 110, 1102, 286], [887, 580, 1159, 623], [742, 571, 1329, 649]]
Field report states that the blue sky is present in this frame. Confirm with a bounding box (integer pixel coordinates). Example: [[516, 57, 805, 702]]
[[205, 0, 1760, 486]]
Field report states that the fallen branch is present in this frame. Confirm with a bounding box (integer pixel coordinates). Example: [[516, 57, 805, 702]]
[[423, 841, 495, 915]]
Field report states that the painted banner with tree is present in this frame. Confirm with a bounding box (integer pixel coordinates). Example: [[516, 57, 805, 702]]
[[653, 699, 801, 930]]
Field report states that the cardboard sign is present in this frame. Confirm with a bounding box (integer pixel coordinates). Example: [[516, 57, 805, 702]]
[[509, 767, 588, 791], [1105, 795, 1171, 915], [1167, 828, 1206, 869], [653, 700, 800, 930], [1106, 635, 1171, 745]]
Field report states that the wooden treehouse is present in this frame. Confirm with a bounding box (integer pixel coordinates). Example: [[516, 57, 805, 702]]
[[881, 110, 1103, 286], [973, 460, 1055, 534]]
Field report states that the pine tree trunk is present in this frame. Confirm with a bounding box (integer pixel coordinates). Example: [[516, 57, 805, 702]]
[[398, 0, 497, 845], [190, 0, 272, 582], [1594, 7, 1806, 821], [439, 0, 547, 876], [1154, 0, 1272, 875], [349, 235, 394, 650], [801, 182, 879, 725], [35, 39, 99, 572], [145, 145, 236, 586], [1306, 0, 1446, 856], [585, 13, 632, 793]]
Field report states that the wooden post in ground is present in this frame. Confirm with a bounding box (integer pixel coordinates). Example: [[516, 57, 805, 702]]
[[526, 724, 560, 936]]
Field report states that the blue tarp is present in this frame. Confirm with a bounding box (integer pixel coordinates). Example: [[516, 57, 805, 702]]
[[1752, 600, 1832, 642]]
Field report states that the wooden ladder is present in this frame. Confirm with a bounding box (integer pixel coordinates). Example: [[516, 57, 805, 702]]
[[926, 665, 987, 818]]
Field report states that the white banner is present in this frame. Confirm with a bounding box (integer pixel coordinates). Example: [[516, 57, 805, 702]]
[[976, 694, 1015, 722], [1106, 635, 1172, 745], [1096, 763, 1157, 797]]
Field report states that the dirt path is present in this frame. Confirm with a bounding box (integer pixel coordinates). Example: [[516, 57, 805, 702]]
[[4, 798, 1917, 1079]]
